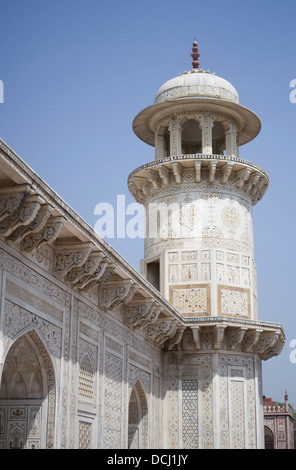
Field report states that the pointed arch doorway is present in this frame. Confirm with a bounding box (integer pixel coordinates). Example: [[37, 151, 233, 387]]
[[128, 380, 148, 449], [0, 330, 56, 449]]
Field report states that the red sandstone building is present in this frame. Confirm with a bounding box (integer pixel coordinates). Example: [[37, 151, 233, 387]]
[[264, 392, 294, 449]]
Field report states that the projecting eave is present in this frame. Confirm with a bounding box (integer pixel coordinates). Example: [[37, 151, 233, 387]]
[[132, 97, 261, 147]]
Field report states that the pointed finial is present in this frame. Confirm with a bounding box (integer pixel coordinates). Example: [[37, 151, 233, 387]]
[[191, 38, 200, 69]]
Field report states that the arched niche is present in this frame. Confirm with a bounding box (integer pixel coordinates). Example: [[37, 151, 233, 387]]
[[212, 120, 226, 154], [264, 425, 274, 449], [128, 379, 148, 449], [181, 118, 202, 154], [0, 330, 56, 449]]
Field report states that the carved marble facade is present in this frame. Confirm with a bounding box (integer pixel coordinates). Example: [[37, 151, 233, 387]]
[[0, 45, 286, 449]]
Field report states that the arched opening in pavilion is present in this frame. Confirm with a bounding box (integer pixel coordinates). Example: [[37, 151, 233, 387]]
[[0, 330, 56, 449]]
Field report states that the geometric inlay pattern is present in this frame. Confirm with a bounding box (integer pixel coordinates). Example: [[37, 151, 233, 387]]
[[230, 380, 245, 448], [78, 420, 92, 449], [221, 205, 240, 229], [172, 288, 207, 314], [103, 353, 122, 449], [182, 380, 198, 449], [79, 354, 95, 400], [220, 289, 248, 316]]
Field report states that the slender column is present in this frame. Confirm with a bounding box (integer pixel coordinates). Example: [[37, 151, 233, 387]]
[[169, 116, 182, 157], [212, 352, 220, 448], [155, 126, 165, 160], [225, 121, 238, 157], [201, 113, 214, 154], [176, 120, 182, 155]]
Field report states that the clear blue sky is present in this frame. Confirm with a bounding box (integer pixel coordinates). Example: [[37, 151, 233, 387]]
[[0, 0, 296, 404]]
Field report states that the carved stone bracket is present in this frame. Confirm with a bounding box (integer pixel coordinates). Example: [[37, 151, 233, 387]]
[[191, 327, 202, 349], [54, 242, 94, 279], [79, 263, 114, 292], [226, 327, 248, 350], [8, 203, 53, 243], [166, 326, 186, 350], [124, 300, 162, 330], [235, 168, 251, 189], [254, 331, 282, 360], [208, 160, 218, 183], [99, 280, 137, 310], [66, 251, 104, 285], [21, 215, 66, 253], [146, 169, 160, 189], [241, 329, 263, 352], [0, 184, 33, 222], [213, 324, 227, 349], [221, 162, 234, 184], [0, 194, 44, 237], [157, 165, 170, 187], [172, 163, 182, 184], [144, 319, 178, 346]]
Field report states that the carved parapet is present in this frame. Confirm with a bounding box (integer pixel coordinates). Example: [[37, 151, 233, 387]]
[[20, 215, 66, 253], [99, 280, 137, 310]]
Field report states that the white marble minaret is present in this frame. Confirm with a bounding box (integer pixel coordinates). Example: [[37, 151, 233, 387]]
[[128, 40, 285, 448]]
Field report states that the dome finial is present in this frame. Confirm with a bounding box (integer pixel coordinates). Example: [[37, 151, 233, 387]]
[[191, 38, 200, 69]]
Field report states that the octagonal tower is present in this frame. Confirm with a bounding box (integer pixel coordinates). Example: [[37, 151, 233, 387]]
[[129, 41, 266, 321], [128, 41, 284, 449]]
